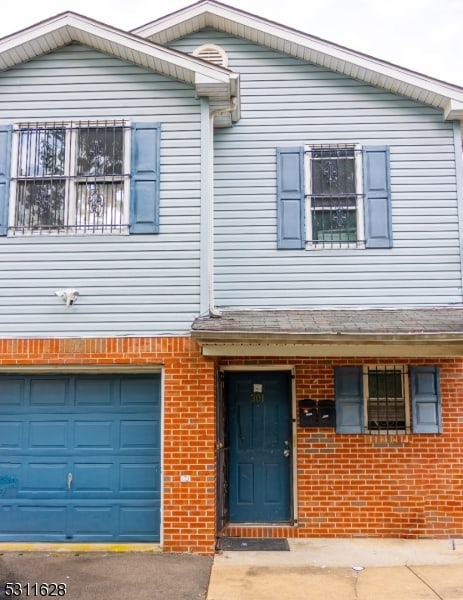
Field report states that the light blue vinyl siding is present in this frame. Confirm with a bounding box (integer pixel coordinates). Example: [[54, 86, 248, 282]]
[[172, 30, 461, 308], [0, 45, 202, 336]]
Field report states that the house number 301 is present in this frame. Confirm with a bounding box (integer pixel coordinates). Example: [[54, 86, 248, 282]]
[[250, 392, 264, 403], [251, 384, 264, 403], [251, 383, 264, 403]]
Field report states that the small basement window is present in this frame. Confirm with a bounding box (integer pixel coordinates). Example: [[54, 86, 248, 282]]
[[192, 44, 228, 68]]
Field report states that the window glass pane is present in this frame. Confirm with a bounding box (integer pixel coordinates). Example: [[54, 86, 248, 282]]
[[367, 368, 406, 433], [15, 181, 65, 230], [311, 147, 356, 196], [75, 183, 124, 232], [18, 128, 65, 177], [76, 127, 124, 176], [368, 370, 403, 398], [367, 399, 406, 430], [312, 204, 357, 242]]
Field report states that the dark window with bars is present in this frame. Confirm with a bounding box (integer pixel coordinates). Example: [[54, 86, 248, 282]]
[[12, 121, 129, 234], [366, 366, 409, 434], [308, 145, 362, 247]]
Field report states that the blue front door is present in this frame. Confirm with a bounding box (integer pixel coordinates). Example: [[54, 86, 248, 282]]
[[227, 371, 291, 523], [0, 374, 160, 542]]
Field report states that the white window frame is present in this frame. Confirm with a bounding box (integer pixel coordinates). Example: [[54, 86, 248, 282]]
[[8, 120, 131, 236], [363, 365, 411, 434], [304, 143, 364, 250]]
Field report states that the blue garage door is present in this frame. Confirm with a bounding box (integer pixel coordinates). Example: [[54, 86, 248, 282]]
[[0, 374, 161, 542]]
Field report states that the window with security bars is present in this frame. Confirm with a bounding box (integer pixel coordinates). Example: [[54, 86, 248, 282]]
[[307, 144, 363, 248], [364, 366, 410, 434], [11, 121, 130, 234]]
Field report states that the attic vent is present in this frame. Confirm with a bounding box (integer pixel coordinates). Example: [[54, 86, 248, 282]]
[[192, 44, 228, 68]]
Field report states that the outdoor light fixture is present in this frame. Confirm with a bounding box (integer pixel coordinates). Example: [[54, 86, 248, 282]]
[[55, 289, 80, 307]]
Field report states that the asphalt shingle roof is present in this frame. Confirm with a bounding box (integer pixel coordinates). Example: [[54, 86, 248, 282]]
[[191, 307, 463, 338]]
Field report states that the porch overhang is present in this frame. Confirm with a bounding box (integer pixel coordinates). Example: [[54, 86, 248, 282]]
[[191, 307, 463, 357]]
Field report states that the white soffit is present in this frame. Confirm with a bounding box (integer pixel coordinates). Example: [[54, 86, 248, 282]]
[[133, 0, 463, 119], [198, 341, 463, 358]]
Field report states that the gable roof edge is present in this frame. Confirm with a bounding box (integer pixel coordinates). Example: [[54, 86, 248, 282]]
[[0, 11, 237, 109], [133, 0, 463, 117]]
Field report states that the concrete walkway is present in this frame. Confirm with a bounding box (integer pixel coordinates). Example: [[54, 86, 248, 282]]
[[207, 538, 463, 600]]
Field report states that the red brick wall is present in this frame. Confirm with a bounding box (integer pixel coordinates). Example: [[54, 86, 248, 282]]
[[221, 357, 463, 540], [3, 340, 462, 551], [0, 337, 216, 554]]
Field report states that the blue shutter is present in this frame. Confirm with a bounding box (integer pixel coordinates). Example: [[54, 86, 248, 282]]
[[411, 366, 442, 433], [277, 147, 305, 249], [363, 146, 392, 248], [0, 125, 12, 236], [335, 366, 364, 433], [130, 123, 160, 234]]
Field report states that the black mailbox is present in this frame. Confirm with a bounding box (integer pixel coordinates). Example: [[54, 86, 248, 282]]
[[299, 399, 317, 427], [299, 399, 336, 428], [317, 400, 336, 427]]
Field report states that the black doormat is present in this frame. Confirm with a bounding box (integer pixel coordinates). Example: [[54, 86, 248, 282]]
[[218, 537, 290, 551]]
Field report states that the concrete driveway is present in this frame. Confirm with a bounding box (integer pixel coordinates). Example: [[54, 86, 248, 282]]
[[0, 552, 212, 600]]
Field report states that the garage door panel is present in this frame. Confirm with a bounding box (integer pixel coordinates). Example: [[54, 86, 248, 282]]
[[24, 462, 68, 493], [0, 464, 20, 497], [1, 505, 67, 535], [121, 378, 160, 407], [119, 505, 160, 538], [30, 379, 69, 406], [74, 420, 114, 449], [0, 379, 25, 406], [0, 374, 161, 542], [71, 506, 115, 536], [120, 420, 159, 449], [0, 421, 23, 448], [73, 463, 114, 492], [75, 379, 115, 407], [120, 463, 160, 493], [29, 421, 68, 449]]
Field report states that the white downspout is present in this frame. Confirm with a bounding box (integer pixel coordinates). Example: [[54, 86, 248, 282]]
[[201, 98, 237, 318], [453, 121, 463, 304]]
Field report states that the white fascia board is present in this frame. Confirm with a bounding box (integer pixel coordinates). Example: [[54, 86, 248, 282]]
[[133, 4, 210, 37], [0, 12, 232, 94], [198, 341, 463, 358], [134, 1, 463, 115]]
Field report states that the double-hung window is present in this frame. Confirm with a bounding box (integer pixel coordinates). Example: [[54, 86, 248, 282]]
[[306, 144, 363, 248], [277, 144, 392, 250], [0, 121, 160, 237], [11, 121, 130, 234], [364, 366, 409, 434]]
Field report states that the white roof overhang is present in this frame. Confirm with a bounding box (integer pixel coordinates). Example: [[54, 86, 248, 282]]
[[0, 11, 238, 120], [134, 0, 463, 120]]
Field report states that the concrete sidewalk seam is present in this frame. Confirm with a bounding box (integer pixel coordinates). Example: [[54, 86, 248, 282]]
[[405, 566, 444, 600]]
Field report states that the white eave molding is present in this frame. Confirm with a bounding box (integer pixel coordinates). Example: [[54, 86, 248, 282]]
[[0, 11, 239, 118], [133, 0, 463, 120], [444, 99, 463, 121]]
